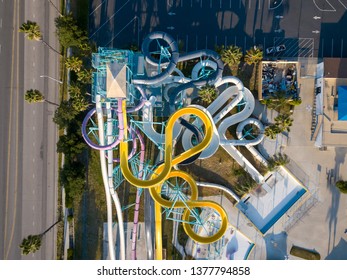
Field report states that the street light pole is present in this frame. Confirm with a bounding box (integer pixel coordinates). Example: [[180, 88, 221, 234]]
[[40, 75, 63, 84]]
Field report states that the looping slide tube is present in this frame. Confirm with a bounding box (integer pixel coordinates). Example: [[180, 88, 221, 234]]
[[133, 32, 179, 85], [119, 101, 228, 258], [120, 102, 214, 188], [149, 170, 228, 244]]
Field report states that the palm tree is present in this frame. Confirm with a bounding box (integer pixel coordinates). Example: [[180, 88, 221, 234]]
[[71, 94, 90, 112], [68, 83, 82, 98], [20, 220, 61, 255], [244, 46, 263, 65], [268, 153, 290, 171], [25, 89, 59, 106], [264, 125, 281, 139], [77, 69, 92, 84], [198, 84, 218, 104], [289, 98, 302, 106], [221, 45, 243, 68], [19, 20, 61, 56], [274, 153, 290, 166], [336, 181, 347, 194], [65, 56, 83, 72], [275, 114, 293, 132]]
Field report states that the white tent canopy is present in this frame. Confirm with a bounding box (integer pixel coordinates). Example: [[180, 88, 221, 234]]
[[106, 61, 127, 98]]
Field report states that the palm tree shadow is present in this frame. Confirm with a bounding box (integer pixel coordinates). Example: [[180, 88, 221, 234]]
[[325, 147, 347, 255]]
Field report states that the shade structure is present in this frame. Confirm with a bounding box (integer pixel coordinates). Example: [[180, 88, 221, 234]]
[[106, 61, 127, 98]]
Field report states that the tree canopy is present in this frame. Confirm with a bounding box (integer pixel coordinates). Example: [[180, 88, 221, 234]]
[[25, 89, 45, 103], [19, 20, 41, 41], [336, 181, 347, 194], [55, 14, 88, 48], [198, 84, 219, 104], [244, 46, 263, 65], [220, 45, 243, 67]]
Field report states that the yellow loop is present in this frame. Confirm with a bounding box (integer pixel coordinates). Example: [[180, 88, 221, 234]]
[[119, 99, 229, 258], [149, 171, 228, 244], [120, 100, 213, 187]]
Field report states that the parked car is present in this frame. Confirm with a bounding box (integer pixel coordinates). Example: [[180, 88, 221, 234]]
[[266, 44, 286, 54]]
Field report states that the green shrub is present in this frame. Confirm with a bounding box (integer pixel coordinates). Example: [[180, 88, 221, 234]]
[[67, 248, 74, 260]]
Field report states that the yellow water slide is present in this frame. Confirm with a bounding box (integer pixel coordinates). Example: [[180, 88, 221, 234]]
[[119, 100, 228, 259]]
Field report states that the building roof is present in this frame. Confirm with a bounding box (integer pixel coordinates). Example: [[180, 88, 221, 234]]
[[338, 86, 347, 121], [106, 62, 127, 98], [324, 58, 347, 78]]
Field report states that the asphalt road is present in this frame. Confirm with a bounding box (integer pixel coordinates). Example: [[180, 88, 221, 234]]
[[89, 0, 347, 58], [0, 0, 59, 259]]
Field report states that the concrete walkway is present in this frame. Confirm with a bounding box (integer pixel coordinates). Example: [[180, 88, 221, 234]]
[[259, 76, 347, 259]]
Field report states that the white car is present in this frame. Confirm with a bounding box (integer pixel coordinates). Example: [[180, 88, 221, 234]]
[[266, 44, 286, 55]]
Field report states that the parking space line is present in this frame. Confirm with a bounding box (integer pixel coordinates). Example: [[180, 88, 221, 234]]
[[313, 0, 336, 11], [210, 0, 212, 8], [181, 0, 184, 7], [215, 35, 218, 47], [230, 0, 232, 8], [90, 0, 131, 39], [341, 39, 344, 57], [339, 0, 347, 9], [196, 35, 198, 50], [249, 0, 252, 9], [201, 0, 203, 8], [186, 35, 189, 53], [239, 0, 242, 9], [89, 0, 107, 16], [331, 38, 334, 57], [321, 38, 324, 57], [191, 0, 193, 7], [205, 35, 208, 49], [224, 35, 227, 47]]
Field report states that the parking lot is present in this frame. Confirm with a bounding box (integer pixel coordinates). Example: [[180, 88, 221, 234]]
[[89, 0, 347, 58]]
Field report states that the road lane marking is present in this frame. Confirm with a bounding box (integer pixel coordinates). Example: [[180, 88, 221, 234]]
[[5, 0, 19, 260], [33, 126, 35, 131], [341, 39, 344, 57], [33, 158, 35, 163], [0, 18, 2, 28], [3, 0, 17, 259], [33, 173, 35, 179]]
